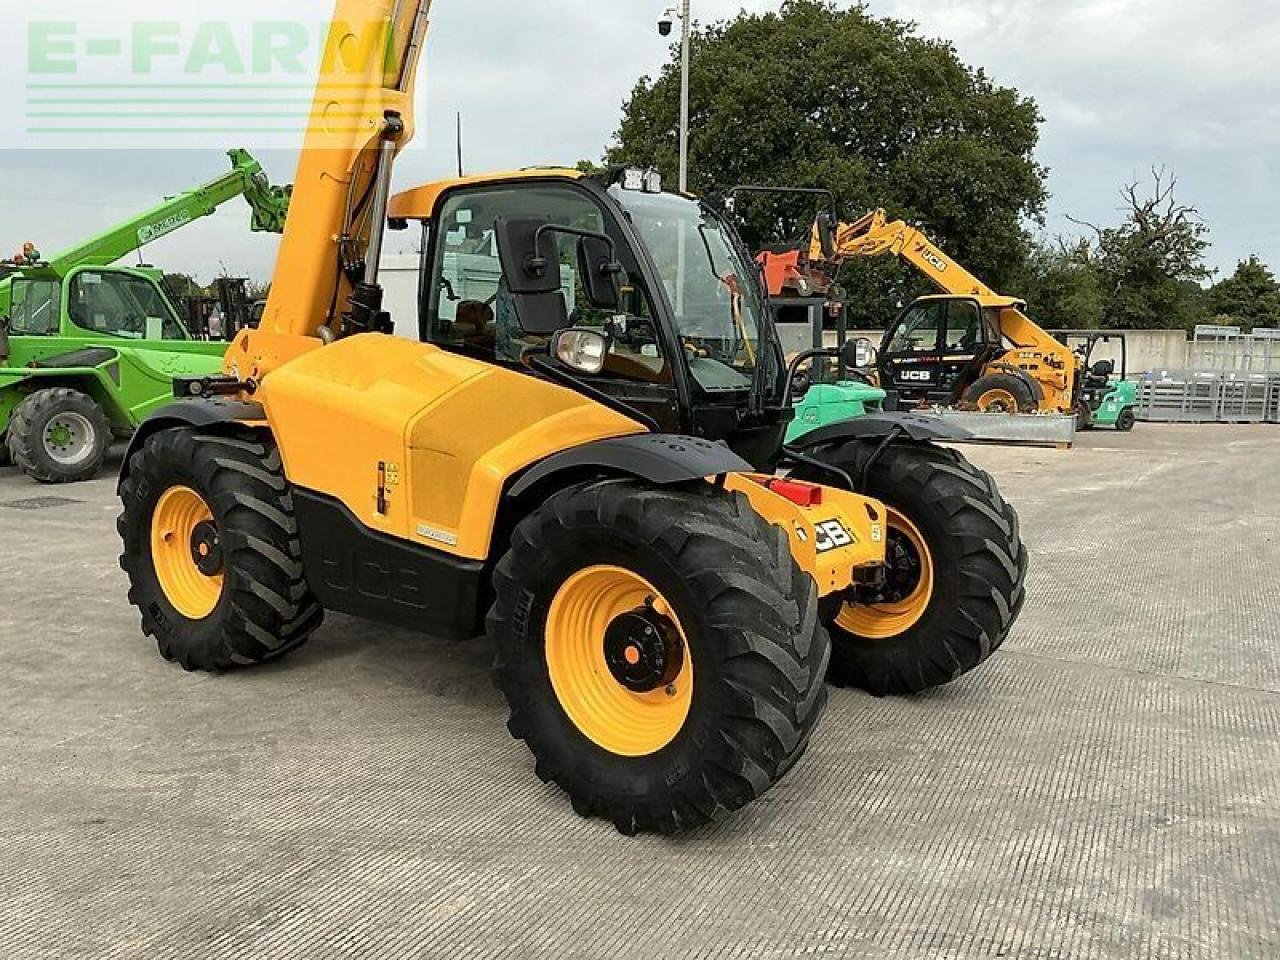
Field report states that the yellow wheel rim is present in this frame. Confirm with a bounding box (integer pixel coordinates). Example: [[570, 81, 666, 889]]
[[836, 510, 934, 640], [976, 388, 1019, 413], [545, 565, 694, 758], [150, 485, 224, 621]]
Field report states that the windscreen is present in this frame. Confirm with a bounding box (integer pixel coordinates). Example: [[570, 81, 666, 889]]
[[611, 187, 765, 393]]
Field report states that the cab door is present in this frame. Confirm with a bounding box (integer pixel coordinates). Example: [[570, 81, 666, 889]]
[[420, 181, 682, 431], [879, 300, 946, 405], [936, 298, 992, 402]]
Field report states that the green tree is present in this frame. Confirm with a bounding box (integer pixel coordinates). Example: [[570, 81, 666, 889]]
[[607, 0, 1046, 327], [1207, 256, 1280, 332], [1070, 169, 1213, 331], [1018, 238, 1104, 330], [163, 273, 207, 300]]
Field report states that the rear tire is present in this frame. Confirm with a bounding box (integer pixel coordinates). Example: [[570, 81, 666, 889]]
[[1116, 408, 1137, 432], [793, 440, 1027, 696], [962, 374, 1035, 414], [489, 479, 830, 835], [118, 427, 323, 671], [9, 388, 111, 484]]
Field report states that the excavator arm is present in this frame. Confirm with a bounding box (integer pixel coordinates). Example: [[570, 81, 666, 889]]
[[232, 0, 432, 380]]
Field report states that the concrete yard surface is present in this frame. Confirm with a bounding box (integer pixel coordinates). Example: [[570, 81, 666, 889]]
[[1, 424, 1277, 959]]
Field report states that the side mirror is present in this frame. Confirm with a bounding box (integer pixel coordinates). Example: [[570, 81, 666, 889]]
[[493, 216, 569, 335], [577, 234, 623, 311], [854, 336, 877, 368], [816, 213, 836, 260], [494, 216, 561, 296], [839, 338, 862, 371]]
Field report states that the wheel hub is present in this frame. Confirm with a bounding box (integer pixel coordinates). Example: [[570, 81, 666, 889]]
[[42, 412, 95, 467], [604, 605, 684, 693], [189, 519, 224, 577], [878, 530, 924, 604]]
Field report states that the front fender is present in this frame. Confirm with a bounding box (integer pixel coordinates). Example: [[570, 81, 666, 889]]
[[788, 411, 972, 451], [508, 434, 752, 499], [117, 397, 266, 489]]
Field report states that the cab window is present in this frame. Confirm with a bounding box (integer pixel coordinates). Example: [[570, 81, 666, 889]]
[[424, 184, 670, 384], [943, 300, 984, 352], [888, 302, 944, 354], [67, 271, 187, 340], [8, 279, 61, 336]]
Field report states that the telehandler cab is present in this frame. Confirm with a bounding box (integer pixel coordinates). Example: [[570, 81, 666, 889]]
[[117, 0, 1026, 834]]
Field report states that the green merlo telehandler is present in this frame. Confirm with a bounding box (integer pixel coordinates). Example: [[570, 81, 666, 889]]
[[0, 149, 289, 483]]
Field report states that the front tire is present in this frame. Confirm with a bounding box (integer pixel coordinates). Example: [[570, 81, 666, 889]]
[[793, 440, 1027, 695], [962, 374, 1035, 414], [489, 479, 831, 835], [8, 388, 111, 484], [118, 428, 323, 671]]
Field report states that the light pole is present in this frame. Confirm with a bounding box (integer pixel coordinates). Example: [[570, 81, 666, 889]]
[[660, 2, 692, 193]]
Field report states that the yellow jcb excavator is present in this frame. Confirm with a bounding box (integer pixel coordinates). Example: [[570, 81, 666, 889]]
[[764, 209, 1078, 415], [116, 0, 1026, 834]]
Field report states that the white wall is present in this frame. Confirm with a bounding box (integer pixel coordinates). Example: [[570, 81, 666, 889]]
[[380, 254, 423, 341], [812, 327, 1196, 376]]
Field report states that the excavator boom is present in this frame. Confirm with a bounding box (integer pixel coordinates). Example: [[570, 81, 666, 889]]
[[238, 0, 432, 377]]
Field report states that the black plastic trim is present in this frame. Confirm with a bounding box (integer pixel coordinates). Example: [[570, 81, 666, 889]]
[[30, 346, 118, 370], [294, 489, 484, 640], [508, 434, 753, 499]]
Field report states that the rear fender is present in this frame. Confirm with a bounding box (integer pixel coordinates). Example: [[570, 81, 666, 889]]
[[788, 411, 971, 452]]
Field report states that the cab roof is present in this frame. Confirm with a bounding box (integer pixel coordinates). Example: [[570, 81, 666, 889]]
[[389, 168, 584, 221]]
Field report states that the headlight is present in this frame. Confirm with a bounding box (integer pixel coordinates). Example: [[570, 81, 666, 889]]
[[553, 328, 610, 375]]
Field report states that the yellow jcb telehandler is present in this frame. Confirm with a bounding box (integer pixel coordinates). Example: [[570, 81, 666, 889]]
[[117, 1, 1027, 834], [762, 209, 1079, 415]]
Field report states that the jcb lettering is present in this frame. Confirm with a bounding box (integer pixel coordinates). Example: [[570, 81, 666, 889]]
[[813, 519, 854, 554]]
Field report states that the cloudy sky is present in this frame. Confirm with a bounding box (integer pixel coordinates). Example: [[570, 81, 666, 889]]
[[2, 0, 1276, 284]]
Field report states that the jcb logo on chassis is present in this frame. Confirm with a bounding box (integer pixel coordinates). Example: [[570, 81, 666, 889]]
[[813, 519, 855, 554]]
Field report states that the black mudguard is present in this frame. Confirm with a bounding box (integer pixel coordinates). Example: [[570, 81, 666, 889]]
[[118, 398, 266, 488], [507, 434, 753, 499], [788, 412, 972, 452]]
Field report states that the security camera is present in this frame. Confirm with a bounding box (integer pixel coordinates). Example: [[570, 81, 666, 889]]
[[658, 8, 677, 36]]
